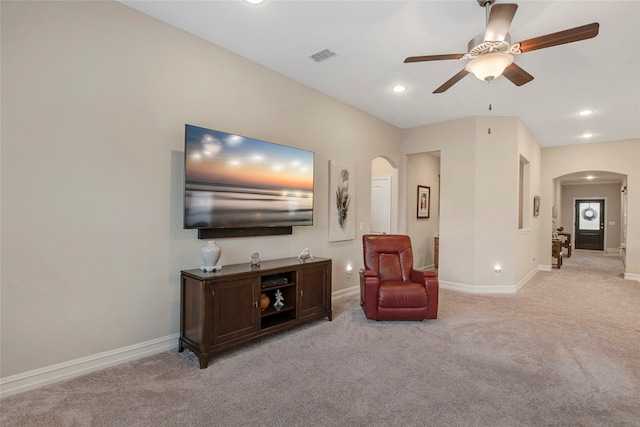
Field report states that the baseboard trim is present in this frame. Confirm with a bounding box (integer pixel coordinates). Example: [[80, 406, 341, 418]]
[[439, 280, 518, 294], [516, 267, 539, 291], [623, 272, 640, 282], [332, 285, 359, 299], [439, 267, 540, 294], [2, 288, 362, 398], [0, 333, 179, 399]]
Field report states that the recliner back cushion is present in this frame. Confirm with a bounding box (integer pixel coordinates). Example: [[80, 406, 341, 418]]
[[378, 253, 403, 282], [363, 234, 414, 282]]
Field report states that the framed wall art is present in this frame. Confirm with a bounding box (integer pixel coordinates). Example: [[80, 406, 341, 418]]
[[533, 195, 541, 217], [417, 185, 430, 219]]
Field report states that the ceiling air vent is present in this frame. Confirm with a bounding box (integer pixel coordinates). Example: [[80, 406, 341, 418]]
[[309, 49, 336, 62]]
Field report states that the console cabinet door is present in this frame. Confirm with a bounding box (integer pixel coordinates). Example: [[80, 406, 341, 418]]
[[297, 264, 330, 318], [181, 276, 208, 352], [211, 277, 258, 344]]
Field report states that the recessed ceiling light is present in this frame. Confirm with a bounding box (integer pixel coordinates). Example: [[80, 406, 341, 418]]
[[585, 175, 595, 180], [579, 110, 593, 116], [392, 85, 406, 93], [582, 133, 594, 138], [246, 0, 264, 4]]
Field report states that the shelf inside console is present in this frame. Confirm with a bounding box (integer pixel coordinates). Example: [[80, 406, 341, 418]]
[[261, 304, 295, 318], [261, 305, 296, 330]]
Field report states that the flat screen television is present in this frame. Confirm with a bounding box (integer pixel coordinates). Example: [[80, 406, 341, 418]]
[[184, 124, 314, 237]]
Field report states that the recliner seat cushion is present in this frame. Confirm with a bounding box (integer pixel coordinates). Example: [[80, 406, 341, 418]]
[[378, 281, 428, 308]]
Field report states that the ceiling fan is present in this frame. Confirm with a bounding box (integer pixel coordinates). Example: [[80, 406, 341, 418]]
[[404, 0, 599, 94]]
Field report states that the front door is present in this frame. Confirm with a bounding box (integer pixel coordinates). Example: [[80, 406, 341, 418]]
[[574, 199, 605, 250]]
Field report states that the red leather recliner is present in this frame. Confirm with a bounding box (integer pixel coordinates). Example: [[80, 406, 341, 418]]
[[359, 234, 438, 321]]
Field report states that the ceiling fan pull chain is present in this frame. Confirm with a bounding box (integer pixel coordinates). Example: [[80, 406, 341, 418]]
[[488, 84, 492, 134], [488, 80, 493, 111]]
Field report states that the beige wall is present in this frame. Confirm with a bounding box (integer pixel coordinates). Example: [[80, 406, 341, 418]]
[[514, 120, 542, 283], [0, 1, 401, 377], [402, 117, 477, 287], [401, 116, 541, 292], [541, 139, 640, 277]]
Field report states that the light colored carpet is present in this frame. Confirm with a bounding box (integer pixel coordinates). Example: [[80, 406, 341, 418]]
[[2, 250, 639, 426]]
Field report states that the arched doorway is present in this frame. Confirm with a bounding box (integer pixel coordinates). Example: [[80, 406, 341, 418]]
[[553, 170, 627, 273]]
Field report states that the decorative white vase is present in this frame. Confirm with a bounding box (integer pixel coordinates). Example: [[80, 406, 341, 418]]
[[200, 240, 221, 272]]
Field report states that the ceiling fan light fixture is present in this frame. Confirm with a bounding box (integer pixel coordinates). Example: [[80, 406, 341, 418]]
[[465, 52, 514, 82]]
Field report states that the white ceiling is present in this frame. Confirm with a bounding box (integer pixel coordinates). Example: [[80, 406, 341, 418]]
[[119, 0, 640, 149]]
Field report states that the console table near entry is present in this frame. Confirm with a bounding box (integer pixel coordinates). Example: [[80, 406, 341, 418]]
[[180, 257, 332, 368], [558, 232, 572, 257], [552, 240, 564, 269]]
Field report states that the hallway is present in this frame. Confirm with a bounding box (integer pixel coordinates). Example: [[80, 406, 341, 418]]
[[559, 249, 626, 279]]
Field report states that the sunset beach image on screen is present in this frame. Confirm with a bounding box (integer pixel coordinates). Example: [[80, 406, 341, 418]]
[[184, 125, 314, 229]]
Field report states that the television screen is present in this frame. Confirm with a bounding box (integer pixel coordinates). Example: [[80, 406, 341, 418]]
[[184, 124, 314, 230]]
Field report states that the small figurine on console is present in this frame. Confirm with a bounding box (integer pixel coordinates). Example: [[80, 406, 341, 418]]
[[250, 252, 261, 267], [297, 248, 313, 262], [273, 289, 284, 310]]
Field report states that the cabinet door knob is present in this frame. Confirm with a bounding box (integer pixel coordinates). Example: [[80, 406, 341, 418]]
[[254, 301, 258, 308], [300, 290, 303, 296]]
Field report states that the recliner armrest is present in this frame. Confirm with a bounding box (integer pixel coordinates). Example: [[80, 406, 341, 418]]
[[360, 269, 380, 291], [361, 269, 378, 278], [410, 269, 439, 319], [359, 268, 380, 319], [409, 268, 436, 282]]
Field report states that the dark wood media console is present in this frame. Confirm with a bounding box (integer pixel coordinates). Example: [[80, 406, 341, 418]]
[[180, 257, 332, 368]]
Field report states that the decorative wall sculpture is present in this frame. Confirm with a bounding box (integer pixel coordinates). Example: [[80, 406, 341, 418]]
[[329, 160, 355, 242]]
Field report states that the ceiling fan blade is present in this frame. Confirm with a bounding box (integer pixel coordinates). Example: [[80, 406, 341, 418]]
[[516, 22, 600, 53], [502, 63, 534, 86], [404, 54, 465, 63], [485, 3, 518, 42], [433, 69, 470, 94]]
